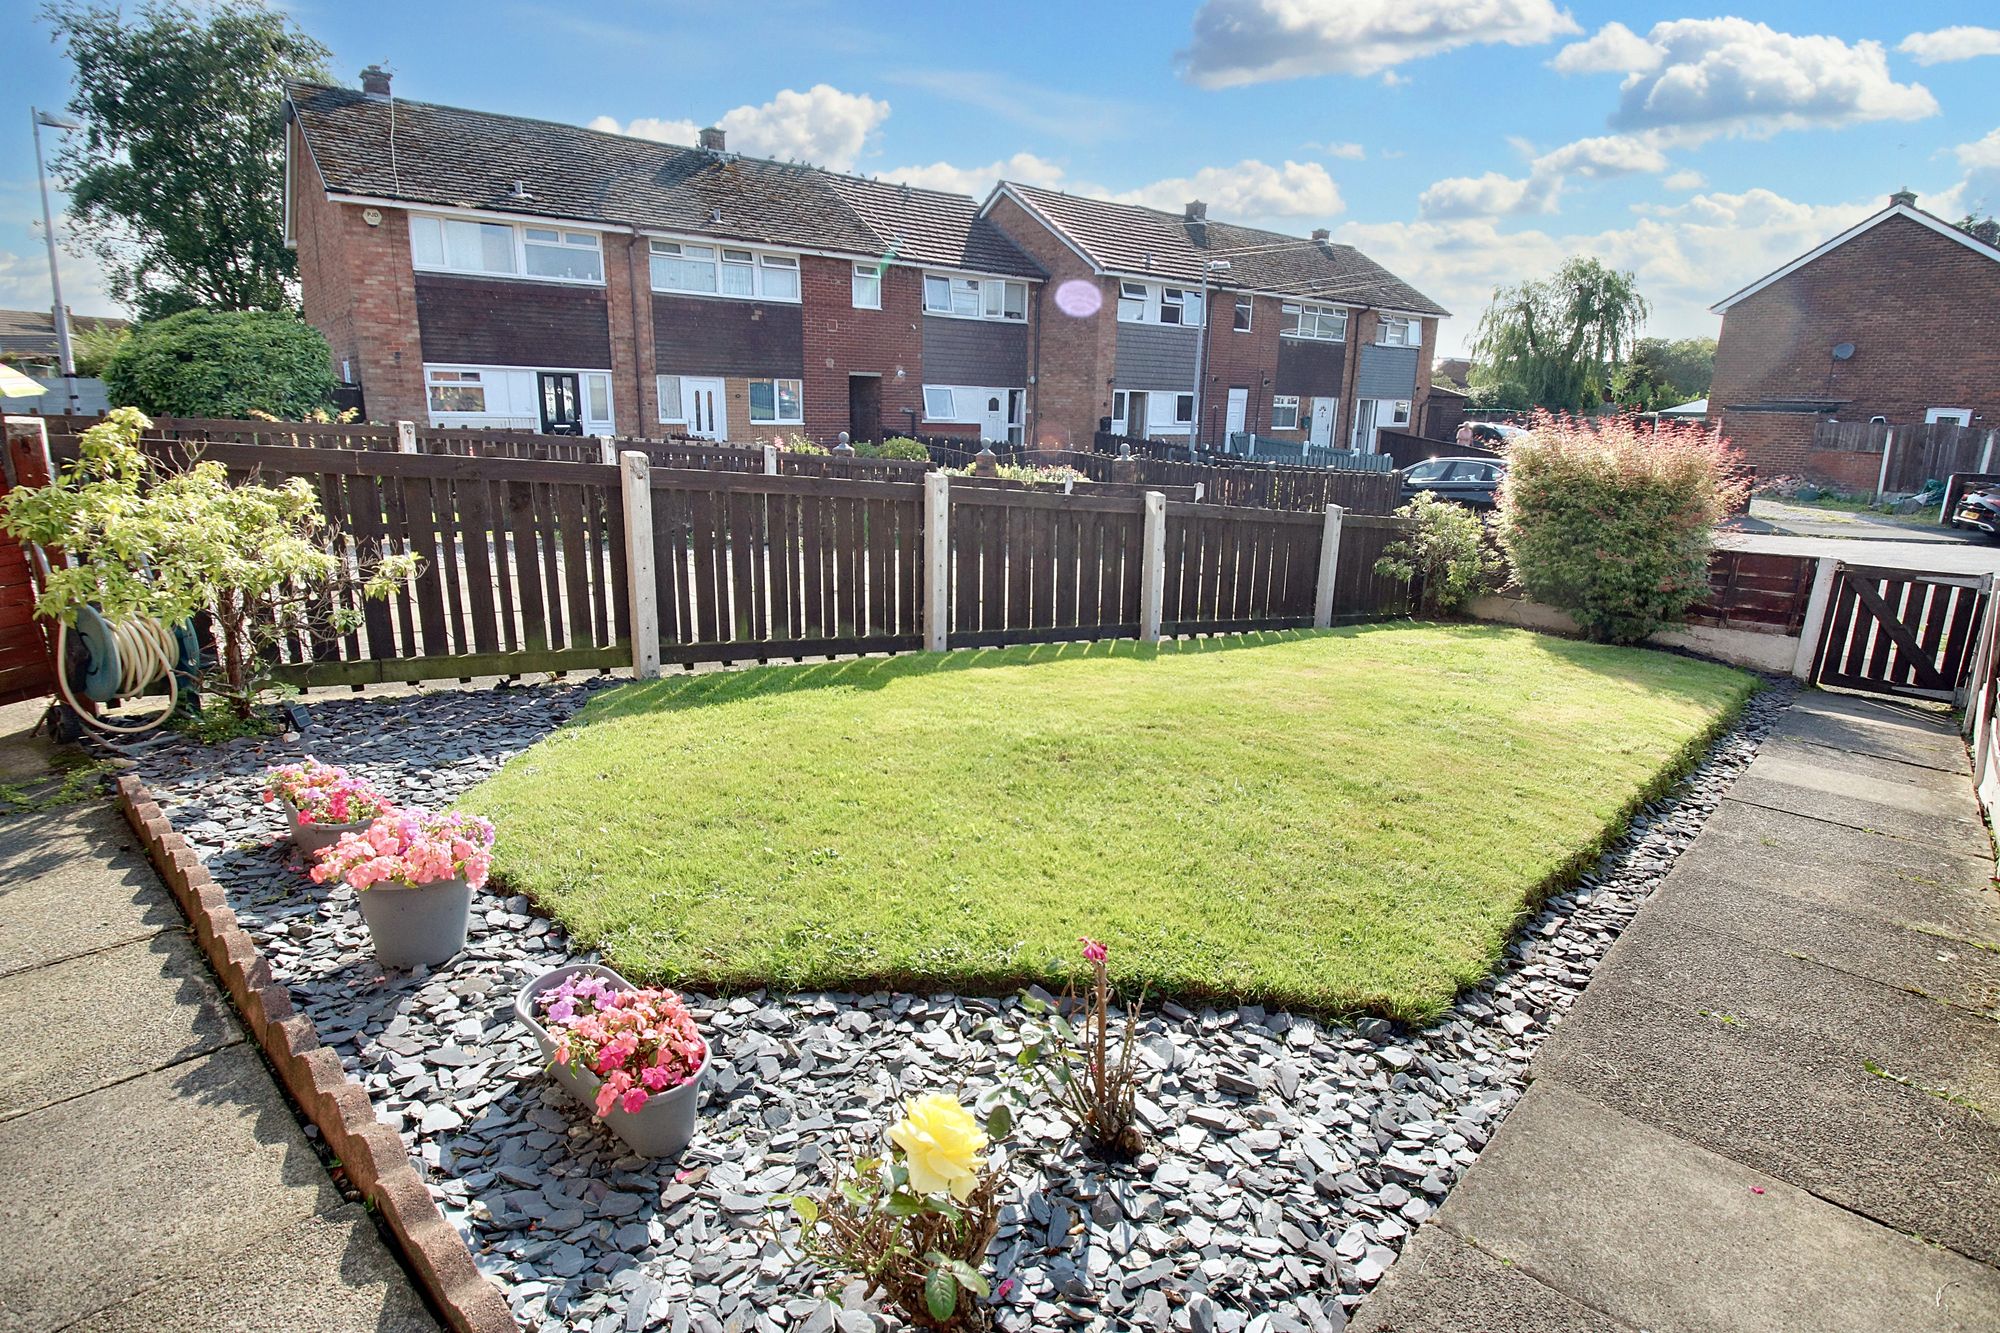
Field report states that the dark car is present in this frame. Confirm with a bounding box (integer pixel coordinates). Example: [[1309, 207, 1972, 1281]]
[[1401, 456, 1507, 509], [1950, 485, 2000, 541]]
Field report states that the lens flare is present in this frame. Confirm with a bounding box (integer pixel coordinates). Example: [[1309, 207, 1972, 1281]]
[[1054, 278, 1102, 318]]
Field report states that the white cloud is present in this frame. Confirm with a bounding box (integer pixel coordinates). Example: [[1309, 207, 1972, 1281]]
[[1557, 19, 1937, 145], [591, 85, 891, 171], [1309, 141, 1367, 160], [1420, 171, 1542, 219], [1955, 127, 2000, 216], [1180, 0, 1580, 87], [0, 241, 123, 319], [1549, 20, 1659, 74], [1898, 27, 2000, 67], [1418, 133, 1668, 219], [1112, 159, 1344, 219], [1663, 169, 1706, 191], [876, 153, 1070, 198], [1533, 134, 1669, 179]]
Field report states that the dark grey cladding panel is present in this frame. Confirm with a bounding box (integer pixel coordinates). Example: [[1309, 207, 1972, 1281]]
[[921, 316, 1028, 385], [653, 295, 804, 378], [1356, 344, 1420, 399], [1274, 337, 1346, 398], [1113, 322, 1199, 390]]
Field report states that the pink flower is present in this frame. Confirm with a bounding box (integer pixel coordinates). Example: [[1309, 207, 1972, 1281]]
[[620, 1088, 649, 1114], [1080, 937, 1108, 965]]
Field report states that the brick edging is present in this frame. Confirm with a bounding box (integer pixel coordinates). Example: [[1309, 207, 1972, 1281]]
[[116, 775, 518, 1333]]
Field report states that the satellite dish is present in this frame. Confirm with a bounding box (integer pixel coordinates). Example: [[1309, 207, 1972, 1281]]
[[1832, 342, 1855, 361]]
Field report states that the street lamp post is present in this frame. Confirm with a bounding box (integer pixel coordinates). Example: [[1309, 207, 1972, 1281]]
[[1190, 258, 1230, 456], [32, 107, 84, 415]]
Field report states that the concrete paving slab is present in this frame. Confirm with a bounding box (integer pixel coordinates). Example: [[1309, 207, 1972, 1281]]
[[1430, 1083, 2000, 1333], [1792, 688, 1961, 733], [1730, 751, 1992, 857], [0, 930, 242, 1121], [1533, 913, 2000, 1265], [1760, 734, 1973, 796], [0, 1043, 348, 1333], [1646, 867, 2000, 1017], [63, 1205, 439, 1333], [1776, 696, 1971, 773], [1348, 1223, 1634, 1333], [0, 801, 182, 976]]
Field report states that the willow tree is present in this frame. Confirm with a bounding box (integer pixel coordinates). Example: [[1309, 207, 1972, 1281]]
[[1469, 257, 1649, 413]]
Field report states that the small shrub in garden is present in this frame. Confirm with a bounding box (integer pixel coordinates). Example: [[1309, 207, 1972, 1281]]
[[309, 810, 495, 890], [790, 1092, 1007, 1328], [868, 436, 931, 462], [1016, 938, 1145, 1158], [1373, 493, 1498, 616], [103, 309, 340, 419], [1496, 412, 1746, 644], [262, 758, 393, 825], [535, 975, 706, 1117], [784, 435, 830, 456]]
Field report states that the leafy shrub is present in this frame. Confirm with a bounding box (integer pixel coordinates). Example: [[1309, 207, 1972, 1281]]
[[1374, 493, 1498, 616], [946, 462, 1089, 486], [866, 435, 930, 462], [1496, 412, 1746, 644], [103, 309, 338, 418], [780, 435, 829, 456], [69, 323, 131, 377]]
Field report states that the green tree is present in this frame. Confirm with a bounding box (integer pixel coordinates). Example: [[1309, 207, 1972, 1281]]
[[68, 322, 130, 377], [1611, 336, 1716, 411], [104, 309, 338, 418], [44, 0, 330, 319], [1957, 214, 2000, 248], [1468, 257, 1649, 413]]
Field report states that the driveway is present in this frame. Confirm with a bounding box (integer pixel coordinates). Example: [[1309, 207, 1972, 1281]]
[[1719, 530, 2000, 575], [1738, 497, 1968, 544]]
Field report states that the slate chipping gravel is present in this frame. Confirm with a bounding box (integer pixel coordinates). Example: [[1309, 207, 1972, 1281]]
[[129, 674, 1794, 1333]]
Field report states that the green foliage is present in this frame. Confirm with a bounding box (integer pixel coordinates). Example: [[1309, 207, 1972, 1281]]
[[170, 696, 281, 744], [103, 309, 338, 418], [68, 322, 130, 377], [861, 436, 930, 462], [1612, 337, 1716, 411], [1374, 493, 1498, 616], [1469, 257, 1649, 413], [1496, 413, 1747, 644], [44, 0, 330, 318], [1957, 214, 2000, 249]]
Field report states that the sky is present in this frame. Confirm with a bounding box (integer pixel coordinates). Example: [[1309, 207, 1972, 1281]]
[[3, 0, 1998, 355]]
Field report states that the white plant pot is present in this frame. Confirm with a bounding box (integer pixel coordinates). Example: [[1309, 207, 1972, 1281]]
[[515, 962, 707, 1158], [355, 876, 473, 968], [280, 798, 371, 859]]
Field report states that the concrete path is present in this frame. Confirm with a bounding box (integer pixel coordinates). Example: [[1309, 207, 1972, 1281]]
[[1720, 528, 2000, 574], [0, 702, 440, 1333], [1354, 689, 2000, 1333]]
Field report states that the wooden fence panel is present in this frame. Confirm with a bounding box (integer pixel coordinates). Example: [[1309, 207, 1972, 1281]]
[[947, 488, 1145, 646], [1161, 502, 1326, 633], [1330, 516, 1410, 621], [1687, 550, 1814, 633]]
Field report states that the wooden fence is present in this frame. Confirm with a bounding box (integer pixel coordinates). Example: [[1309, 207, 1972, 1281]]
[[1810, 419, 2000, 495], [1, 422, 58, 706], [1686, 550, 1815, 634]]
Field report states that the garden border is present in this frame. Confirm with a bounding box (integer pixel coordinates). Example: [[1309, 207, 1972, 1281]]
[[114, 773, 520, 1333]]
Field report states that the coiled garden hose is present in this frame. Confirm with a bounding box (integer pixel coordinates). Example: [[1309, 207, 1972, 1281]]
[[55, 612, 182, 735]]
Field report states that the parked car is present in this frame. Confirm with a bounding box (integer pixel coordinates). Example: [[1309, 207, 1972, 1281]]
[[1401, 456, 1508, 509], [1949, 485, 2000, 541]]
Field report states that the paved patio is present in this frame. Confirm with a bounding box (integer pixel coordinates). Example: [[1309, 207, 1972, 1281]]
[[1353, 689, 2000, 1332], [0, 700, 440, 1333]]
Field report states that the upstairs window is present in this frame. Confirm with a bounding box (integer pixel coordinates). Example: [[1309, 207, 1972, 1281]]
[[852, 263, 882, 309], [1118, 281, 1147, 322], [1120, 280, 1204, 326], [522, 227, 604, 281], [409, 215, 603, 283], [650, 241, 717, 293], [1281, 302, 1348, 341], [1377, 315, 1421, 347], [649, 240, 802, 300], [924, 273, 1027, 321], [1234, 296, 1253, 332]]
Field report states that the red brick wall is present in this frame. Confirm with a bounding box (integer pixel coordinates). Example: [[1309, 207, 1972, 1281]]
[[1711, 213, 2000, 427], [986, 195, 1114, 449], [800, 257, 925, 441], [1715, 410, 1819, 479], [1201, 293, 1282, 444], [603, 232, 652, 437], [1800, 446, 1887, 493]]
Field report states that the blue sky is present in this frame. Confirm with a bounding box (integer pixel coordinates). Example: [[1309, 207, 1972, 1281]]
[[4, 0, 1998, 353]]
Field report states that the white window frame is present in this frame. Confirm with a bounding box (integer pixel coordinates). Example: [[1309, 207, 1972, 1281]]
[[522, 226, 606, 282], [1117, 280, 1204, 328], [1376, 315, 1421, 347], [423, 363, 614, 432], [1270, 395, 1301, 430], [921, 272, 1027, 322], [408, 213, 605, 286], [1280, 301, 1348, 342], [922, 383, 1024, 433], [1174, 392, 1195, 423], [426, 368, 488, 415], [648, 238, 803, 302], [852, 263, 882, 310], [657, 374, 686, 424], [1233, 296, 1253, 332], [1926, 407, 1973, 426], [747, 378, 805, 425]]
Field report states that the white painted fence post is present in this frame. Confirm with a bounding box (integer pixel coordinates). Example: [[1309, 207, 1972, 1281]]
[[763, 443, 780, 476], [1792, 556, 1840, 682], [1314, 503, 1346, 629], [1981, 430, 1996, 475], [1874, 432, 1895, 503], [1140, 490, 1167, 644], [395, 419, 417, 454], [620, 450, 661, 679], [596, 435, 616, 466], [923, 472, 950, 652]]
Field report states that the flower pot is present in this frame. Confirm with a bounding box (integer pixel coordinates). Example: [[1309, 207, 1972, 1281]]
[[515, 963, 708, 1159], [281, 799, 370, 859], [355, 876, 473, 968]]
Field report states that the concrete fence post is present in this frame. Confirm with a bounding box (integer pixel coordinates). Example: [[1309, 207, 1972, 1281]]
[[923, 473, 951, 652], [394, 420, 417, 454], [620, 451, 661, 679], [1792, 556, 1840, 682], [1314, 503, 1346, 629], [1981, 430, 1996, 476], [763, 443, 780, 475], [1874, 433, 1895, 503], [596, 435, 617, 466], [1140, 490, 1167, 644]]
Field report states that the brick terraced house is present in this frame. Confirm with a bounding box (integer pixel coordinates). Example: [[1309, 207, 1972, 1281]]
[[285, 69, 1041, 444], [1708, 191, 2000, 477], [982, 184, 1448, 451]]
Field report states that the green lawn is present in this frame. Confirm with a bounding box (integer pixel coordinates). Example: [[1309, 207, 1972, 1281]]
[[462, 626, 1753, 1019]]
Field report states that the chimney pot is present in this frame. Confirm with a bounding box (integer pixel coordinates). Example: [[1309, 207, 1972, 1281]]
[[1184, 199, 1207, 221], [359, 65, 392, 98], [1889, 188, 1917, 208], [699, 126, 726, 152]]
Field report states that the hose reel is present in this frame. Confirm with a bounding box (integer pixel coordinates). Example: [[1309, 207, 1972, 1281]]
[[56, 605, 202, 736]]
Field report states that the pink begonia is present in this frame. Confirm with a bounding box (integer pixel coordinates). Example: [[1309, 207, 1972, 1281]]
[[536, 976, 706, 1119], [263, 758, 395, 826], [310, 811, 495, 890], [1080, 937, 1108, 965]]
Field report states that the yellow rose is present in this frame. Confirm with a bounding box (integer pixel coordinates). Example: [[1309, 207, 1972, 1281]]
[[887, 1093, 988, 1201]]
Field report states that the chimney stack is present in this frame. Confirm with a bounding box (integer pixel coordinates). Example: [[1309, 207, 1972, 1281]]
[[1889, 188, 1917, 208], [1185, 199, 1208, 245], [699, 126, 726, 152], [359, 65, 392, 98], [1311, 227, 1331, 244]]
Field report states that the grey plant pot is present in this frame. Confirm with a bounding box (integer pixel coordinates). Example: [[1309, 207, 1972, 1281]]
[[355, 876, 473, 969], [280, 798, 371, 859], [515, 962, 707, 1159]]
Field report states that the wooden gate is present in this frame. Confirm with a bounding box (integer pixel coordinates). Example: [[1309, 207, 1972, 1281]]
[[1812, 563, 1991, 702]]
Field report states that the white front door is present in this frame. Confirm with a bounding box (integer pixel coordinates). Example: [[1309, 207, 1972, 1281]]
[[1225, 387, 1248, 436], [1309, 396, 1336, 449], [683, 377, 726, 439], [980, 392, 1007, 443], [1351, 399, 1378, 451]]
